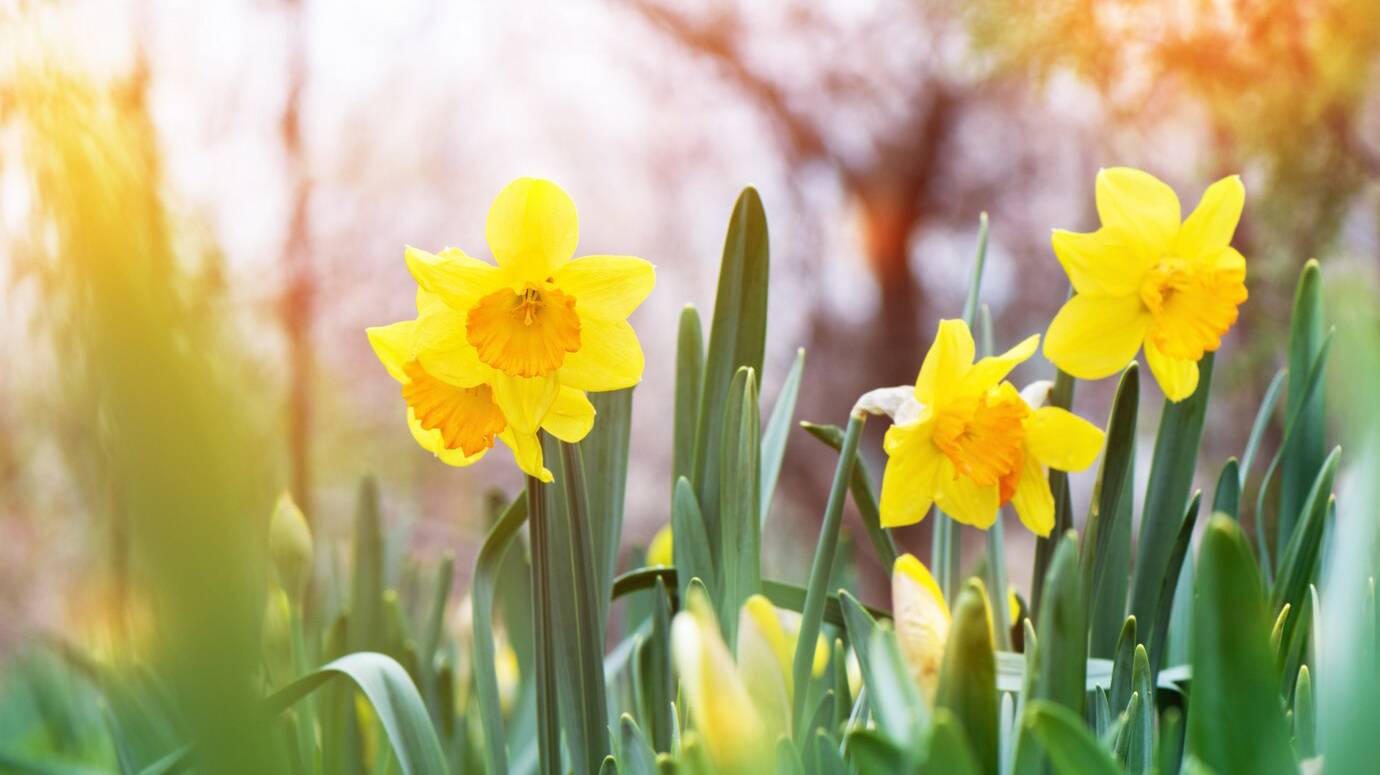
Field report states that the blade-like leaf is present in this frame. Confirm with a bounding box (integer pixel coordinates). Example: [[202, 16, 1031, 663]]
[[1082, 364, 1139, 658], [936, 579, 999, 775], [671, 478, 714, 605], [673, 305, 704, 489], [1280, 259, 1326, 550], [717, 367, 761, 645], [1022, 701, 1120, 775], [1213, 458, 1241, 521], [1129, 353, 1214, 639], [800, 422, 897, 571], [471, 493, 528, 775], [1187, 515, 1297, 775], [924, 709, 982, 775], [692, 188, 769, 566], [585, 388, 635, 628], [1148, 492, 1201, 678], [760, 348, 805, 524]]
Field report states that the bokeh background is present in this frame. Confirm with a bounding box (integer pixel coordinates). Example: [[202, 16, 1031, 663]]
[[3, 0, 1379, 651]]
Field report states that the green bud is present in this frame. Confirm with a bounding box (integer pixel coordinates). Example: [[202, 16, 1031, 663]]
[[270, 492, 313, 598]]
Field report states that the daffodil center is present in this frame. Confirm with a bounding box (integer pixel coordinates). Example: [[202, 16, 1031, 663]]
[[932, 388, 1029, 502], [401, 361, 506, 456], [465, 284, 582, 378], [1139, 256, 1248, 361]]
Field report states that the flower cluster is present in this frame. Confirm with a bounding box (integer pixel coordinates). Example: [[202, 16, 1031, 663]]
[[876, 168, 1247, 533]]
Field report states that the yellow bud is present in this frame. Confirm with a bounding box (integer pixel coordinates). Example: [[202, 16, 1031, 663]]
[[270, 492, 313, 598], [892, 553, 950, 697], [647, 523, 673, 567], [262, 585, 292, 653]]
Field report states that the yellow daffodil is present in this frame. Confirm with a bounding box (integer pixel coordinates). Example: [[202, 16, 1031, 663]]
[[1045, 168, 1248, 401], [892, 554, 950, 697], [647, 523, 673, 567], [671, 586, 771, 773], [872, 319, 1105, 536], [735, 594, 831, 740], [402, 177, 655, 445], [367, 294, 596, 481]]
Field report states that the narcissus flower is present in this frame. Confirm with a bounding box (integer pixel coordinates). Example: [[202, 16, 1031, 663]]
[[403, 177, 654, 439], [869, 319, 1104, 535], [1045, 168, 1248, 401], [367, 295, 596, 481]]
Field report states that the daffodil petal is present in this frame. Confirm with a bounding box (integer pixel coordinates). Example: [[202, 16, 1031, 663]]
[[492, 373, 559, 435], [1024, 407, 1104, 472], [540, 386, 596, 443], [1144, 338, 1200, 402], [486, 177, 579, 282], [962, 333, 1039, 392], [405, 246, 505, 310], [414, 301, 492, 388], [1051, 228, 1154, 297], [1043, 294, 1150, 380], [916, 319, 975, 405], [1175, 175, 1244, 262], [934, 459, 1001, 529], [407, 408, 486, 467], [559, 317, 644, 391], [367, 320, 417, 382], [880, 423, 944, 528], [498, 427, 551, 482], [1095, 167, 1181, 258], [553, 255, 656, 321], [1009, 453, 1053, 537]]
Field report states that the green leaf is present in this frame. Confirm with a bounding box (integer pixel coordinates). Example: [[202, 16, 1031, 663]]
[[1111, 691, 1139, 765], [350, 475, 386, 652], [1213, 458, 1241, 521], [585, 388, 635, 628], [792, 413, 864, 738], [1125, 645, 1153, 774], [800, 422, 897, 572], [599, 756, 619, 775], [867, 624, 928, 744], [1187, 515, 1297, 775], [1281, 259, 1326, 551], [671, 478, 715, 605], [543, 440, 613, 773], [807, 706, 842, 771], [1021, 701, 1120, 775], [760, 349, 804, 524], [936, 579, 999, 775], [1271, 446, 1341, 616], [1253, 332, 1333, 580], [717, 367, 761, 645], [1156, 707, 1184, 775], [843, 729, 908, 771], [1147, 492, 1201, 678], [775, 736, 804, 775], [1108, 616, 1137, 714], [636, 579, 674, 753], [161, 653, 450, 775], [924, 709, 982, 775], [1241, 369, 1287, 484], [608, 568, 891, 630], [692, 188, 770, 568], [1034, 533, 1086, 717], [618, 714, 658, 775], [470, 493, 528, 775], [1293, 665, 1315, 759], [673, 305, 704, 487], [1129, 353, 1214, 641], [1082, 364, 1139, 658]]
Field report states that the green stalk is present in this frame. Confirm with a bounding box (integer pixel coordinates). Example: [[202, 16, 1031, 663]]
[[792, 412, 865, 740], [527, 473, 562, 775]]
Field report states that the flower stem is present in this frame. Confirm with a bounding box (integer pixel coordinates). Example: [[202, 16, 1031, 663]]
[[792, 411, 865, 739], [526, 472, 562, 775]]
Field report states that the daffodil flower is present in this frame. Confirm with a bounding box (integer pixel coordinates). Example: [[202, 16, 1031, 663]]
[[647, 522, 673, 567], [402, 177, 655, 445], [1045, 168, 1248, 401], [366, 295, 596, 481], [869, 319, 1104, 536]]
